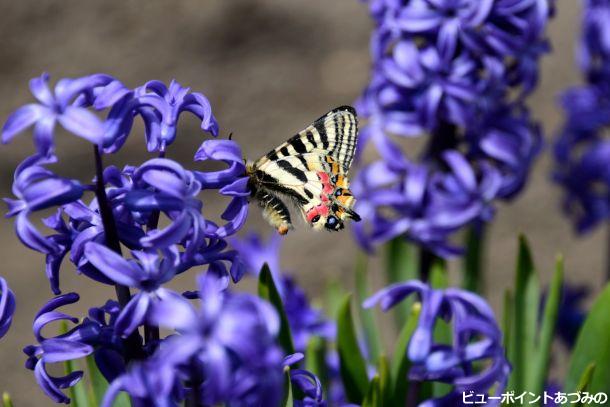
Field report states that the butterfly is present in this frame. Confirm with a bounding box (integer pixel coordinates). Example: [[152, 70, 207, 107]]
[[246, 106, 361, 235]]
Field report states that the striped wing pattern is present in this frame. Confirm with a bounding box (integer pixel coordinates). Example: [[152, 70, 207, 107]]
[[248, 106, 361, 234]]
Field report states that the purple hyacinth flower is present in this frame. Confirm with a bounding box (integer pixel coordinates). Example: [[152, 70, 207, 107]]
[[579, 0, 610, 84], [84, 242, 186, 337], [356, 0, 551, 254], [283, 353, 327, 406], [135, 80, 219, 152], [101, 355, 180, 407], [353, 153, 498, 256], [0, 277, 16, 339], [194, 139, 250, 238], [396, 0, 494, 59], [4, 154, 83, 254], [142, 273, 284, 406], [554, 1, 610, 233], [1, 73, 115, 156], [554, 85, 610, 233], [232, 233, 336, 350], [24, 293, 96, 404], [365, 281, 510, 406], [126, 158, 208, 254], [101, 79, 219, 154]]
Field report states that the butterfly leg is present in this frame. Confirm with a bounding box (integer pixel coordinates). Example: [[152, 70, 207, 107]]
[[254, 189, 294, 235]]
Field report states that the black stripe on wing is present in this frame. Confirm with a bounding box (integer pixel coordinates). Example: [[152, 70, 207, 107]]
[[253, 170, 309, 205]]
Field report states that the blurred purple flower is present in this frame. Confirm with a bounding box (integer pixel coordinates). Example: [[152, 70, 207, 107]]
[[365, 281, 511, 406], [353, 151, 502, 256], [1, 73, 115, 156], [356, 0, 552, 254], [101, 355, 180, 407], [554, 1, 610, 233], [579, 0, 610, 84], [0, 277, 16, 339], [232, 233, 336, 350], [556, 135, 610, 233], [103, 273, 284, 406]]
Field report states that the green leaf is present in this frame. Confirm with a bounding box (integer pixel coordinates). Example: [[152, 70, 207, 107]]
[[428, 260, 452, 397], [305, 336, 328, 390], [463, 224, 485, 293], [85, 353, 108, 406], [531, 256, 563, 396], [429, 259, 448, 289], [282, 366, 294, 407], [258, 263, 295, 354], [362, 375, 381, 407], [2, 392, 13, 407], [377, 355, 391, 407], [325, 279, 347, 321], [337, 294, 370, 404], [385, 239, 418, 328], [502, 289, 513, 355], [65, 358, 90, 407], [60, 320, 89, 407], [511, 235, 539, 392], [356, 252, 383, 362], [566, 283, 610, 392], [573, 363, 596, 407], [391, 302, 421, 406]]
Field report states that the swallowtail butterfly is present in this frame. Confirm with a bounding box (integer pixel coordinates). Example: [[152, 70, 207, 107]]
[[246, 106, 361, 234]]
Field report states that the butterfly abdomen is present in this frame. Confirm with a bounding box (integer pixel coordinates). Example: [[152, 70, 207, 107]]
[[254, 189, 293, 235]]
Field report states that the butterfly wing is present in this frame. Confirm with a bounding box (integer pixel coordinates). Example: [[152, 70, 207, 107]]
[[254, 106, 358, 172], [250, 106, 360, 233]]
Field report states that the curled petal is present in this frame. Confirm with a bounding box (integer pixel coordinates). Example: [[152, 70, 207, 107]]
[[114, 292, 150, 337], [0, 277, 16, 339], [34, 360, 83, 404], [15, 211, 59, 253], [41, 338, 93, 363], [84, 242, 142, 287]]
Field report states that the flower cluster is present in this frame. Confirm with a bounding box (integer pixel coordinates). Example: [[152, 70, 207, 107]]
[[365, 280, 511, 406], [2, 74, 248, 295], [0, 73, 259, 403], [553, 0, 610, 233], [232, 233, 335, 351], [232, 233, 339, 404], [355, 0, 552, 254], [103, 273, 284, 407]]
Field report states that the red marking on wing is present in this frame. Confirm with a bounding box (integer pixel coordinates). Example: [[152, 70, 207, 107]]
[[306, 204, 329, 222], [317, 171, 334, 195]]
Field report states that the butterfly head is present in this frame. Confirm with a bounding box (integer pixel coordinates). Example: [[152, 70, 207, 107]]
[[309, 212, 344, 232], [306, 202, 360, 232]]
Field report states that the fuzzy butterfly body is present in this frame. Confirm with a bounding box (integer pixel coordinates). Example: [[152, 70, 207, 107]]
[[246, 106, 361, 234]]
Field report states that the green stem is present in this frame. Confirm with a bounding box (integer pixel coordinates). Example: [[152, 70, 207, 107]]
[[464, 222, 485, 293], [93, 146, 143, 361]]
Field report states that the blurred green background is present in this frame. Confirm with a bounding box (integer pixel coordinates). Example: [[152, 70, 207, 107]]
[[0, 0, 600, 404]]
